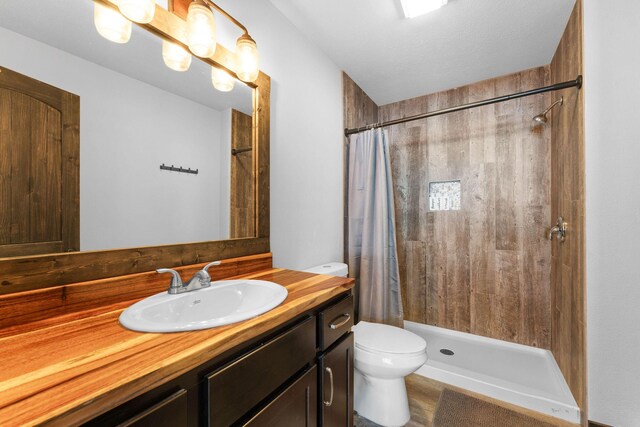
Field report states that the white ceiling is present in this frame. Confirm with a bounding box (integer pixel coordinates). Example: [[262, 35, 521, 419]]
[[270, 0, 576, 106], [0, 0, 252, 114]]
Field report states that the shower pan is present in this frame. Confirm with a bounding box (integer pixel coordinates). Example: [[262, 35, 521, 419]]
[[404, 321, 580, 424]]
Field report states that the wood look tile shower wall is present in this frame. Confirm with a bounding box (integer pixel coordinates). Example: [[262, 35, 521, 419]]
[[379, 67, 552, 348], [549, 0, 586, 414], [344, 67, 553, 348]]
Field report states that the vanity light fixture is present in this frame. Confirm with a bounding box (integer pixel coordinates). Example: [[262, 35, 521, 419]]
[[186, 0, 217, 58], [187, 0, 261, 83], [400, 0, 448, 18], [93, 0, 261, 88], [162, 40, 192, 72], [211, 66, 235, 92], [235, 34, 259, 83], [94, 1, 132, 44], [118, 0, 155, 23]]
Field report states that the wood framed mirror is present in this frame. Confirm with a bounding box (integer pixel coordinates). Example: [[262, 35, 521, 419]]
[[0, 0, 270, 294]]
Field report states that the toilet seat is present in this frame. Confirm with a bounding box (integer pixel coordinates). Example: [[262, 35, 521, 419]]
[[353, 321, 427, 356]]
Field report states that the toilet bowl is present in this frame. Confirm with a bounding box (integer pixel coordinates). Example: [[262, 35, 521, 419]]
[[352, 321, 427, 426]]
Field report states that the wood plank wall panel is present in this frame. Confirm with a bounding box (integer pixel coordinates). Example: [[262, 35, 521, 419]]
[[549, 0, 587, 416], [230, 109, 255, 239], [378, 67, 552, 348], [343, 73, 379, 131], [0, 253, 273, 337], [342, 72, 379, 321]]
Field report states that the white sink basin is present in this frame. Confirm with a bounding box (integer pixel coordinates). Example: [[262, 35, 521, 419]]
[[119, 280, 288, 333]]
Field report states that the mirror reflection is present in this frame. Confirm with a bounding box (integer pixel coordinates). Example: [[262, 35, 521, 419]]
[[0, 0, 255, 257]]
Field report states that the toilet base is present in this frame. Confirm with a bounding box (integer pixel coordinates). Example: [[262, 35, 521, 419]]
[[354, 369, 410, 427]]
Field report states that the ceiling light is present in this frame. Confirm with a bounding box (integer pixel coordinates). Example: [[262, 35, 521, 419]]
[[162, 40, 192, 71], [211, 66, 235, 92], [94, 1, 132, 44], [186, 1, 217, 57], [400, 0, 448, 18], [235, 34, 259, 83]]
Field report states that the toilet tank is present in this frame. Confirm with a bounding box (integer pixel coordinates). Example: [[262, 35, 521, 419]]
[[303, 262, 348, 278]]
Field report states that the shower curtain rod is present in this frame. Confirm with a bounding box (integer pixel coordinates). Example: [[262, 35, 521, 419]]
[[344, 75, 582, 137]]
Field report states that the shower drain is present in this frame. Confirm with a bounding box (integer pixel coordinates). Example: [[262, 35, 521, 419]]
[[440, 348, 454, 356]]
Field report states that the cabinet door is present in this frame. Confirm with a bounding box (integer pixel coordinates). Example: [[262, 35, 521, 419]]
[[319, 333, 354, 427], [243, 366, 317, 426], [207, 317, 316, 427]]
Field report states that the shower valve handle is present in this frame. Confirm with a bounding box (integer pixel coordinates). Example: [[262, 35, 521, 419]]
[[548, 217, 567, 242]]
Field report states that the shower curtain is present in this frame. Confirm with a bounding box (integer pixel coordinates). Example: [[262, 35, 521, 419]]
[[347, 128, 403, 327]]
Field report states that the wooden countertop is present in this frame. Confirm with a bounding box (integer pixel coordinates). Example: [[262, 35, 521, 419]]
[[0, 267, 353, 426]]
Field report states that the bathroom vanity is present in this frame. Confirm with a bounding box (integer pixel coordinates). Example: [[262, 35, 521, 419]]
[[0, 255, 355, 427], [87, 294, 354, 427]]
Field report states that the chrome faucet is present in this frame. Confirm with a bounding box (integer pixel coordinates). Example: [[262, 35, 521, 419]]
[[157, 261, 221, 294]]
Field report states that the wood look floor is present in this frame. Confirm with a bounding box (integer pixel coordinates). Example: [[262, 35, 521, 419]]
[[356, 375, 578, 427]]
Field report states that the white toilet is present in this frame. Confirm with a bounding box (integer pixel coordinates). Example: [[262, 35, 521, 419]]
[[352, 321, 427, 426], [304, 262, 428, 427]]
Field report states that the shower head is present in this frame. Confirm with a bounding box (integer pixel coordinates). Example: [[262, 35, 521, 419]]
[[533, 97, 563, 124]]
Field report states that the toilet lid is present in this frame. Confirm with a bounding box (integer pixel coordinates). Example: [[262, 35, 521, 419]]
[[352, 321, 426, 355]]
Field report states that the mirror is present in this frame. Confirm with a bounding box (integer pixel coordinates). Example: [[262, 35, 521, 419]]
[[0, 0, 256, 257]]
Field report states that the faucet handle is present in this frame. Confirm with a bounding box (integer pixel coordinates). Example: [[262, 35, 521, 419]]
[[198, 261, 221, 283], [157, 268, 183, 292], [202, 261, 221, 274]]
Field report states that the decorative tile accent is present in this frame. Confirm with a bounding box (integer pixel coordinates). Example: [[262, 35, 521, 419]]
[[429, 181, 461, 211]]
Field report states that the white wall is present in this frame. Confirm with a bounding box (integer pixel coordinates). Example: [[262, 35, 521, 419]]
[[216, 0, 344, 270], [0, 27, 231, 250], [584, 1, 640, 425], [1, 0, 345, 267]]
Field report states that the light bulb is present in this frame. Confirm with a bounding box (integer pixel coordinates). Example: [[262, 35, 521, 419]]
[[119, 0, 155, 24], [211, 67, 235, 92], [235, 34, 259, 82], [94, 1, 132, 44], [186, 2, 217, 58], [162, 40, 192, 72]]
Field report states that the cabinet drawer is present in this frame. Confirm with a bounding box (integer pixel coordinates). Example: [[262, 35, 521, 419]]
[[117, 389, 188, 427], [206, 317, 316, 427], [83, 388, 191, 427], [318, 295, 354, 351], [243, 365, 317, 426]]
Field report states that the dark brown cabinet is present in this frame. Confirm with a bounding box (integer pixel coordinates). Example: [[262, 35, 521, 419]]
[[319, 334, 354, 427], [243, 366, 317, 426], [206, 317, 316, 427], [84, 293, 353, 427], [84, 386, 197, 427], [118, 389, 189, 427], [319, 295, 354, 351]]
